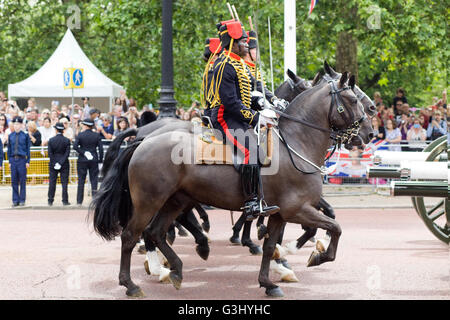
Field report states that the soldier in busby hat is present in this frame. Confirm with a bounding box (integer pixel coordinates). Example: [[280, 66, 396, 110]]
[[73, 118, 103, 205], [7, 116, 30, 206], [243, 29, 288, 112], [209, 20, 280, 221], [202, 37, 223, 120], [47, 122, 71, 206]]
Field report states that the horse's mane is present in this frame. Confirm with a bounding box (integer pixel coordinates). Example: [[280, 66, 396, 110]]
[[285, 80, 326, 114]]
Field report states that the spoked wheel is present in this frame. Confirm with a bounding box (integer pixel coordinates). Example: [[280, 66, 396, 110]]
[[411, 136, 449, 244]]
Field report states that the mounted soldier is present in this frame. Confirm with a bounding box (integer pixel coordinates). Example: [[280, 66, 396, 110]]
[[209, 20, 279, 221], [244, 29, 288, 112]]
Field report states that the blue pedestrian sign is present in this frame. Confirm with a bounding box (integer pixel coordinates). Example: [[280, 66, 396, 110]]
[[63, 69, 70, 87], [72, 69, 84, 87], [63, 68, 84, 89]]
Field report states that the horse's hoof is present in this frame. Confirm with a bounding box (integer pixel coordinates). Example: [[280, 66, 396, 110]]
[[126, 286, 145, 298], [280, 258, 292, 270], [248, 245, 263, 255], [202, 222, 210, 233], [307, 251, 321, 267], [196, 244, 210, 261], [257, 225, 268, 240], [137, 245, 146, 255], [265, 287, 284, 298], [144, 259, 151, 275], [281, 271, 299, 283], [229, 235, 241, 245], [169, 272, 182, 290], [159, 267, 171, 283], [316, 240, 326, 253]]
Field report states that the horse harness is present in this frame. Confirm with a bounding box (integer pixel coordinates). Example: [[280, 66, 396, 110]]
[[272, 79, 367, 174]]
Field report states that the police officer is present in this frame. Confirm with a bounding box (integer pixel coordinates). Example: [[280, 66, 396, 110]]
[[7, 116, 31, 206], [48, 122, 71, 206], [73, 118, 103, 205], [0, 138, 3, 175], [210, 21, 279, 221]]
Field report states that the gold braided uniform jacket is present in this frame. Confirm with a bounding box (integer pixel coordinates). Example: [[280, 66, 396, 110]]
[[208, 50, 260, 127], [245, 60, 276, 104]]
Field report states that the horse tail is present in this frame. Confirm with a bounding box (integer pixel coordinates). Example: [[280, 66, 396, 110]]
[[101, 128, 138, 177], [90, 137, 143, 241]]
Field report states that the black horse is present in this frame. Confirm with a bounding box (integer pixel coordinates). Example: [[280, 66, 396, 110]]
[[91, 72, 373, 298]]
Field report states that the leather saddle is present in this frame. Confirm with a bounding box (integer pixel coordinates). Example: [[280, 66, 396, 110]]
[[195, 116, 273, 167]]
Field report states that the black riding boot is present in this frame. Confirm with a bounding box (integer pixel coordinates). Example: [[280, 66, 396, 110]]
[[240, 164, 280, 221]]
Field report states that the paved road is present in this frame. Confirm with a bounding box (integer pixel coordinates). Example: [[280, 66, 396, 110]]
[[0, 208, 448, 300]]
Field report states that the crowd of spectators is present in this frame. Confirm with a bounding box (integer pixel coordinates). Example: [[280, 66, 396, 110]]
[[0, 87, 447, 156], [0, 90, 158, 149], [370, 88, 447, 151]]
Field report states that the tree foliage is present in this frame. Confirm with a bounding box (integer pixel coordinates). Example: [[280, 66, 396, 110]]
[[0, 0, 447, 109]]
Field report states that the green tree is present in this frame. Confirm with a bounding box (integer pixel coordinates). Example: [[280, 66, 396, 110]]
[[0, 0, 447, 110]]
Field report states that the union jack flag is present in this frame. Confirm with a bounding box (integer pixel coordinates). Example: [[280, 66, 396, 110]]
[[309, 0, 318, 15]]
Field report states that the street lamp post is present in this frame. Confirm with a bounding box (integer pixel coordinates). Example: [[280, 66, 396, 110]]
[[158, 0, 177, 118]]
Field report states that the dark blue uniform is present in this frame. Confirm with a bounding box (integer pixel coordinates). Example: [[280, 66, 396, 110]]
[[210, 50, 260, 165], [7, 130, 31, 205], [0, 140, 3, 170], [48, 133, 71, 205], [73, 129, 103, 204]]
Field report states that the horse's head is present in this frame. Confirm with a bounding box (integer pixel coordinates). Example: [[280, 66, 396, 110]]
[[323, 60, 377, 117], [274, 69, 312, 103], [321, 61, 375, 148], [281, 71, 369, 151]]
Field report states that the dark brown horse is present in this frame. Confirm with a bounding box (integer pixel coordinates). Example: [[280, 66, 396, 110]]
[[91, 73, 370, 298], [101, 65, 375, 280]]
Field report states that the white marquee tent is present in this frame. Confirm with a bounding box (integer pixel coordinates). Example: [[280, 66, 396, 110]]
[[8, 28, 123, 112]]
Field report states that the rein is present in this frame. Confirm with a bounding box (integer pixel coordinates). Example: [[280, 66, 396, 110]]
[[270, 79, 365, 175]]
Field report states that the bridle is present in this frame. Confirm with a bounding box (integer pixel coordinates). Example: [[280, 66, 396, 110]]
[[286, 78, 305, 97], [327, 79, 366, 146], [271, 78, 367, 175], [275, 78, 366, 146]]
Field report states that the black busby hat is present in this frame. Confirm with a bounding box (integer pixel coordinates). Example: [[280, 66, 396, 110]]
[[247, 30, 257, 49], [81, 118, 94, 126], [218, 21, 247, 49], [12, 116, 23, 123], [54, 122, 65, 131]]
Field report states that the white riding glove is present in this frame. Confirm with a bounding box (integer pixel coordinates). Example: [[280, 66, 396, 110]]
[[84, 151, 94, 160], [273, 98, 288, 111], [251, 91, 272, 110], [54, 162, 61, 170]]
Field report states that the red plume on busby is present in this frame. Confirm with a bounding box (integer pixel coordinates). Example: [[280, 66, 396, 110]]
[[204, 38, 222, 61], [218, 21, 247, 49]]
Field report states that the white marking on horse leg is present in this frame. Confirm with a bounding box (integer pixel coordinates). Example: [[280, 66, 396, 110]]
[[146, 250, 161, 276], [270, 260, 299, 283]]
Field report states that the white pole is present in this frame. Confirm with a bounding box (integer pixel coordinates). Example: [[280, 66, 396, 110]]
[[268, 17, 274, 93], [284, 0, 296, 80]]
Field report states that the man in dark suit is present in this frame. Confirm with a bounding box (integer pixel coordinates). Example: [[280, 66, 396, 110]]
[[0, 139, 3, 174], [48, 122, 71, 206], [7, 116, 31, 206], [73, 118, 103, 205]]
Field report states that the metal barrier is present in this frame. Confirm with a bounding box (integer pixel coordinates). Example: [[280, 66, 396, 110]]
[[323, 140, 435, 187], [0, 143, 110, 185], [0, 139, 441, 186]]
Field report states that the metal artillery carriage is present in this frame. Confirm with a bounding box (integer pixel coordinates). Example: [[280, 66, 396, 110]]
[[367, 136, 449, 244]]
